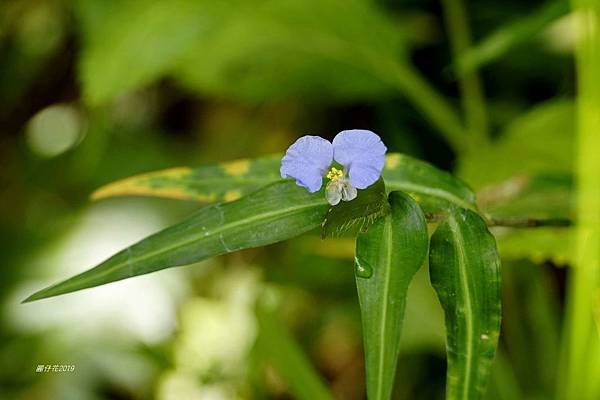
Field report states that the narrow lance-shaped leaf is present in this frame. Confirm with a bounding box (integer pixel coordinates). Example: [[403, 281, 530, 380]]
[[91, 155, 282, 203], [24, 181, 328, 302], [355, 191, 429, 400], [429, 208, 502, 399], [92, 153, 476, 211]]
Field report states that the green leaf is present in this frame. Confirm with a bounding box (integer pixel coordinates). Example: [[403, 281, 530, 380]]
[[76, 0, 217, 104], [429, 208, 501, 399], [92, 153, 476, 211], [255, 308, 334, 400], [494, 227, 573, 265], [24, 181, 328, 302], [75, 1, 462, 144], [501, 260, 560, 397], [355, 191, 429, 400], [77, 0, 404, 104], [478, 173, 573, 221], [456, 0, 569, 75], [459, 99, 574, 189], [383, 153, 476, 211], [173, 0, 404, 103], [91, 155, 282, 203], [321, 178, 390, 238], [460, 100, 575, 265], [478, 173, 574, 264]]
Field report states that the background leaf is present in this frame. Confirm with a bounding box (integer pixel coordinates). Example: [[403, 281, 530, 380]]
[[254, 307, 335, 400], [456, 0, 569, 74], [458, 99, 575, 265], [77, 0, 216, 104], [172, 0, 404, 103], [478, 173, 574, 265], [460, 99, 574, 189], [25, 181, 328, 302], [355, 191, 429, 400], [429, 208, 502, 399], [77, 0, 405, 105], [500, 260, 561, 397], [477, 173, 573, 221], [75, 0, 464, 146], [494, 228, 572, 265]]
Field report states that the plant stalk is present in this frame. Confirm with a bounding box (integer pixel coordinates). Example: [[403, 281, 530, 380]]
[[441, 0, 490, 149], [559, 1, 600, 398]]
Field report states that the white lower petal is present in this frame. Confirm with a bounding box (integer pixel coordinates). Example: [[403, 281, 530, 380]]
[[341, 184, 357, 202], [326, 184, 342, 205]]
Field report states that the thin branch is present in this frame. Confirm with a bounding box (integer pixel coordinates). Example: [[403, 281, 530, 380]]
[[388, 63, 467, 152], [485, 216, 572, 228], [425, 212, 572, 228]]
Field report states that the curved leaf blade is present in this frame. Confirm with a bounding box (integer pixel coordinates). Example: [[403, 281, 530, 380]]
[[429, 208, 501, 399], [92, 153, 476, 210], [24, 181, 328, 302], [355, 191, 429, 400]]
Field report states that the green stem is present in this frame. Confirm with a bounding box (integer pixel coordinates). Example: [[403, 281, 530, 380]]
[[485, 216, 572, 228], [425, 213, 572, 228], [559, 1, 600, 398], [456, 0, 569, 74], [388, 63, 467, 152], [441, 0, 489, 149]]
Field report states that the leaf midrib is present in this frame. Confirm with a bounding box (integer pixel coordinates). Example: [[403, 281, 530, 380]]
[[386, 181, 474, 211], [449, 214, 474, 400], [178, 177, 474, 211], [376, 215, 393, 400]]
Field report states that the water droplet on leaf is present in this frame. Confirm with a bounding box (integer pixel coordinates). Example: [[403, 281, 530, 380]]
[[355, 256, 373, 278]]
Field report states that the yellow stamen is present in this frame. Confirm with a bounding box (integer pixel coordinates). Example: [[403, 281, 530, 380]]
[[326, 167, 343, 182]]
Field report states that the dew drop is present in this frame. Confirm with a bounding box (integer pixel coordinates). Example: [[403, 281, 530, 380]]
[[355, 256, 373, 279]]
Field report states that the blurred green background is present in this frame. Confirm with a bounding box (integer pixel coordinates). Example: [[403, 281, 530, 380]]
[[0, 0, 581, 399]]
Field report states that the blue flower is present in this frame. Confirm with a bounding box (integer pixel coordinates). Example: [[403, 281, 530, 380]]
[[280, 130, 387, 205]]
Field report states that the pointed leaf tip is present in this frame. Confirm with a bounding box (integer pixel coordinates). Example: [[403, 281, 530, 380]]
[[24, 181, 328, 302]]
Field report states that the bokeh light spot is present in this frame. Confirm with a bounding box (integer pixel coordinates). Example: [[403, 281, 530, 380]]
[[26, 104, 83, 158]]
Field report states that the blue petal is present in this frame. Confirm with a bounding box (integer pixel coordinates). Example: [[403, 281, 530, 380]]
[[280, 135, 333, 192], [332, 129, 387, 189]]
